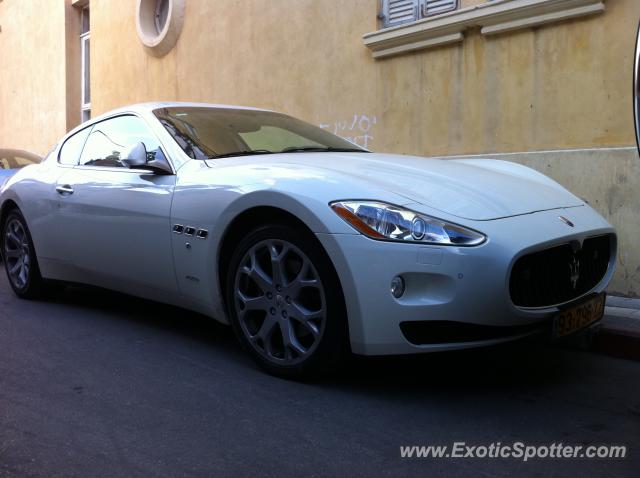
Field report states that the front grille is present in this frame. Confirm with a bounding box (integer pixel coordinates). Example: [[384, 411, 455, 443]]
[[509, 234, 612, 308]]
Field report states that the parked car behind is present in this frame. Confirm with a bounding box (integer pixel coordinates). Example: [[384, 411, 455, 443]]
[[0, 149, 41, 187]]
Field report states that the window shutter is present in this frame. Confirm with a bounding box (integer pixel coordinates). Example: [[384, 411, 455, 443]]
[[382, 0, 419, 28], [421, 0, 458, 17]]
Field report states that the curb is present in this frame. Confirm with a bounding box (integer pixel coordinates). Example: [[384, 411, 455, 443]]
[[606, 296, 640, 311], [589, 298, 640, 361]]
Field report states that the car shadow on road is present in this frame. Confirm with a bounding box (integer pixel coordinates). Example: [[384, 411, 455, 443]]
[[46, 283, 240, 351], [45, 283, 598, 396]]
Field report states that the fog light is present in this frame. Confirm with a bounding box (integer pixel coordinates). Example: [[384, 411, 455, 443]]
[[390, 276, 405, 298]]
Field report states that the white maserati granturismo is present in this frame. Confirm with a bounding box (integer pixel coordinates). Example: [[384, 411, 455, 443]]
[[0, 103, 616, 378]]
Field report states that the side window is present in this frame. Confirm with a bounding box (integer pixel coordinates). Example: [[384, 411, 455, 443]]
[[79, 115, 162, 168], [59, 127, 92, 165], [382, 0, 419, 27], [381, 0, 459, 28]]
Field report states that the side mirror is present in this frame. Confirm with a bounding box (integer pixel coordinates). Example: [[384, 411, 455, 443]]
[[123, 142, 148, 167], [123, 142, 173, 175]]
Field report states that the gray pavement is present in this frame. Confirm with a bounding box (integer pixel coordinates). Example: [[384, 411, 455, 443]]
[[0, 272, 639, 478]]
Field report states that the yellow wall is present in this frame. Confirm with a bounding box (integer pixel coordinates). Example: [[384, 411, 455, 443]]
[[91, 0, 639, 156], [461, 0, 486, 7], [1, 0, 636, 167], [0, 0, 71, 156]]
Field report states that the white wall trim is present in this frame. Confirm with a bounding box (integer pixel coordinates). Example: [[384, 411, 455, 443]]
[[363, 0, 605, 59], [371, 32, 464, 59]]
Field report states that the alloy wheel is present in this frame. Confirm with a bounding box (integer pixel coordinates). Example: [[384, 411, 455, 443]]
[[3, 218, 31, 290], [233, 239, 327, 365]]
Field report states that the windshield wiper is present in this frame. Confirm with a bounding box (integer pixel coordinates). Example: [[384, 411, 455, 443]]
[[210, 150, 275, 159], [210, 147, 368, 159], [279, 146, 368, 154]]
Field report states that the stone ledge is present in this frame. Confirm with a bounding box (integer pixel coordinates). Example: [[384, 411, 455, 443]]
[[604, 306, 640, 320], [363, 0, 605, 59], [607, 295, 640, 310]]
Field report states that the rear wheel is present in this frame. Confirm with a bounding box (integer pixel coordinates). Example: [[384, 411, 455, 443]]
[[2, 209, 45, 299], [226, 224, 347, 379]]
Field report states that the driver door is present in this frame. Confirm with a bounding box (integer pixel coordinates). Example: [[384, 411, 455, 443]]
[[55, 114, 178, 299]]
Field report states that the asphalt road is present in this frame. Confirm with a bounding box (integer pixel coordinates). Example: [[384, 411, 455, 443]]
[[0, 272, 639, 478]]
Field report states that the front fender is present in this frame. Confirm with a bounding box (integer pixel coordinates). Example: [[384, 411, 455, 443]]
[[169, 182, 360, 321]]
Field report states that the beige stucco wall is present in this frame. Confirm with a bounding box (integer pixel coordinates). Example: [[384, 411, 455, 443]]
[[0, 0, 71, 156], [91, 0, 639, 154], [461, 0, 486, 7]]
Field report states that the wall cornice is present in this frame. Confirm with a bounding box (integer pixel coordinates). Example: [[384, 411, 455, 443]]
[[363, 0, 605, 59]]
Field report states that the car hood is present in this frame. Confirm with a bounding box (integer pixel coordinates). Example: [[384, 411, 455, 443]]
[[230, 152, 583, 221]]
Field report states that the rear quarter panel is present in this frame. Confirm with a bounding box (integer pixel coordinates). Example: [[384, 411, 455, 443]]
[[0, 161, 64, 272]]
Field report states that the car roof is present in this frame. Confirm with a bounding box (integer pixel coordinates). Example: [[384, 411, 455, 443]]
[[95, 102, 272, 120], [65, 102, 275, 140]]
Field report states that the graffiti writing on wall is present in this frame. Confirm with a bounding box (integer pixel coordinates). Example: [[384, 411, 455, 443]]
[[319, 114, 378, 149]]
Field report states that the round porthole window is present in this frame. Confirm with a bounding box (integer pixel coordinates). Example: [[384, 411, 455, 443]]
[[136, 0, 185, 57], [155, 0, 170, 34]]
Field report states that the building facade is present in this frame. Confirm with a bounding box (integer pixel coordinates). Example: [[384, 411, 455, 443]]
[[1, 0, 639, 296]]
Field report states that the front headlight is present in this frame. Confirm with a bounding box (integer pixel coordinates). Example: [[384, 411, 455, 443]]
[[330, 201, 486, 246]]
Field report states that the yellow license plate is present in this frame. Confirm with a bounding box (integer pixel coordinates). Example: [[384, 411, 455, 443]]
[[553, 293, 606, 338]]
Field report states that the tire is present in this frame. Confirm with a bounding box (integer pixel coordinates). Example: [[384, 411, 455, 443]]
[[1, 209, 45, 299], [225, 224, 348, 379]]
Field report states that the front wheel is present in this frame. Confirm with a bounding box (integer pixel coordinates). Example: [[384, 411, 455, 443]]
[[226, 225, 348, 379]]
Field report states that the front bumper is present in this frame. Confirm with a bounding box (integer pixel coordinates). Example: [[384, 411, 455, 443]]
[[316, 205, 616, 356]]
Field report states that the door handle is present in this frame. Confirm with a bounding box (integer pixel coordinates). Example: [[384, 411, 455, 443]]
[[56, 185, 74, 195]]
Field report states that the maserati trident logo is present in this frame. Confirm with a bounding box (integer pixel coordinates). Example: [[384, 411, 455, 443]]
[[559, 216, 575, 227], [568, 255, 580, 290]]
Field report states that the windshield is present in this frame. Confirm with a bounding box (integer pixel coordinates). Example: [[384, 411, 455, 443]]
[[153, 107, 368, 159]]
